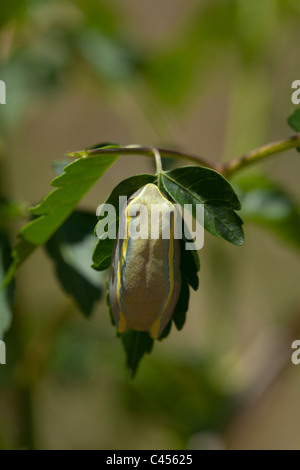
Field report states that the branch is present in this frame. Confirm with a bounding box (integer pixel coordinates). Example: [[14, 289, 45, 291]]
[[67, 134, 300, 180], [67, 145, 215, 169], [217, 134, 300, 178]]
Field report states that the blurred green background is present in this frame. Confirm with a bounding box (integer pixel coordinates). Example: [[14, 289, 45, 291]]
[[1, 0, 300, 450]]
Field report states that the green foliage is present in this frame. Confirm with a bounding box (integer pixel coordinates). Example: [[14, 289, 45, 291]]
[[27, 155, 118, 244], [162, 166, 244, 246], [6, 157, 241, 375], [288, 109, 300, 152], [235, 174, 300, 250], [168, 232, 200, 334], [0, 0, 27, 28], [0, 232, 14, 339], [7, 143, 298, 378], [180, 236, 200, 291], [5, 151, 118, 285], [288, 108, 300, 132], [172, 278, 190, 331], [0, 0, 300, 448], [4, 240, 36, 288], [120, 330, 154, 379], [45, 210, 104, 317]]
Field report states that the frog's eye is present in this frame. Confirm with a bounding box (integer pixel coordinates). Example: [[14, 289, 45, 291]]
[[109, 183, 181, 339]]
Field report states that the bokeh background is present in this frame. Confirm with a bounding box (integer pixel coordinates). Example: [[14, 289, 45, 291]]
[[0, 0, 300, 450]]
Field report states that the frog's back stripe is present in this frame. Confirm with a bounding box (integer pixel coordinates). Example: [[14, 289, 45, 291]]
[[150, 209, 175, 338], [115, 199, 131, 333]]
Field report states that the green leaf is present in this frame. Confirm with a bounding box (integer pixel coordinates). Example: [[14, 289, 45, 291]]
[[92, 173, 156, 271], [235, 174, 300, 250], [45, 210, 104, 317], [4, 240, 36, 288], [92, 237, 115, 272], [180, 227, 200, 291], [5, 151, 119, 284], [106, 278, 115, 327], [87, 142, 119, 150], [288, 108, 300, 131], [0, 232, 15, 339], [287, 109, 300, 152], [162, 166, 244, 246], [172, 278, 190, 331], [120, 330, 154, 379], [158, 321, 172, 340]]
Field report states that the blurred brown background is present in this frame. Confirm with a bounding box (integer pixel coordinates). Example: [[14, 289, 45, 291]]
[[0, 0, 300, 450]]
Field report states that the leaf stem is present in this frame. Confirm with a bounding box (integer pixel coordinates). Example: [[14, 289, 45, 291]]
[[152, 148, 163, 188], [217, 133, 300, 178]]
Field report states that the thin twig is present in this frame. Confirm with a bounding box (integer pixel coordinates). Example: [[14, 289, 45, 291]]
[[66, 145, 215, 169], [217, 134, 300, 178], [67, 134, 300, 179]]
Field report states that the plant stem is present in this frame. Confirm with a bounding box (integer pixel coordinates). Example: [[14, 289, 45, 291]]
[[152, 148, 163, 188], [217, 133, 300, 178], [67, 145, 215, 169], [67, 133, 300, 179]]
